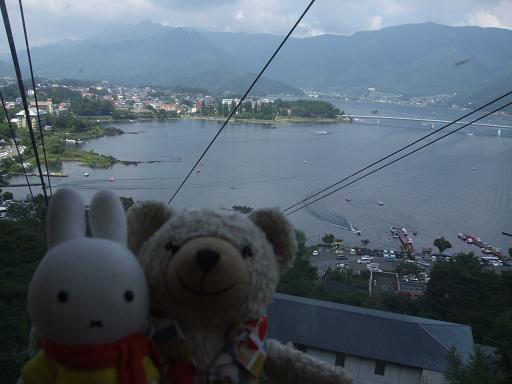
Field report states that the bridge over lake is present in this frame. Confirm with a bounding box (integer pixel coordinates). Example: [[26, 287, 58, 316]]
[[344, 114, 512, 130]]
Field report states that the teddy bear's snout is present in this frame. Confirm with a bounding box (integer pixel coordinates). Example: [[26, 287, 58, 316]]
[[165, 236, 252, 311], [196, 249, 220, 273]]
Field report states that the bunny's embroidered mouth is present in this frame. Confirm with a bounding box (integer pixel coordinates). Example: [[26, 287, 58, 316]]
[[89, 320, 103, 328]]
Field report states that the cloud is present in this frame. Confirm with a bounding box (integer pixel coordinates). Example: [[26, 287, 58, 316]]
[[369, 15, 384, 30], [467, 10, 509, 28]]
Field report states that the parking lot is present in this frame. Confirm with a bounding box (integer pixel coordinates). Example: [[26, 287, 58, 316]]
[[309, 246, 400, 277]]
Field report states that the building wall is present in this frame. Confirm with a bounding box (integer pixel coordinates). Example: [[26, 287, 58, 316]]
[[305, 346, 336, 365], [421, 370, 444, 384], [17, 114, 46, 129], [302, 346, 439, 384]]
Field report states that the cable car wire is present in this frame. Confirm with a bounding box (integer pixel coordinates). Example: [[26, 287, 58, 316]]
[[0, 90, 45, 225], [18, 0, 52, 195], [283, 90, 512, 213], [167, 0, 317, 205], [285, 99, 512, 216], [0, 0, 49, 207]]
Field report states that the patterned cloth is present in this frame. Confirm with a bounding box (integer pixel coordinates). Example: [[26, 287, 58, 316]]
[[44, 333, 151, 384], [152, 316, 268, 384]]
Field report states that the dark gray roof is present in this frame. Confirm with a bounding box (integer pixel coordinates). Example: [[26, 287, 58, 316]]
[[268, 293, 474, 372], [370, 271, 399, 294]]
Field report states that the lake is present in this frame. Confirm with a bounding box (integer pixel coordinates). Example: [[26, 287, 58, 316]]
[[7, 101, 512, 253]]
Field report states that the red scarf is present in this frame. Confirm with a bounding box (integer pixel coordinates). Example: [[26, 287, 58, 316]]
[[44, 333, 150, 384]]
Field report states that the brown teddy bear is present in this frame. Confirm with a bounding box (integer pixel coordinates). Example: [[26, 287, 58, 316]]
[[128, 202, 352, 384]]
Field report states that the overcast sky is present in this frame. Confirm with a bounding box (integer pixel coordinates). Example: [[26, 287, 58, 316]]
[[3, 0, 512, 47]]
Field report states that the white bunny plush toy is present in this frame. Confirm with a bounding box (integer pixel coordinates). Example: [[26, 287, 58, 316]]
[[19, 188, 159, 384]]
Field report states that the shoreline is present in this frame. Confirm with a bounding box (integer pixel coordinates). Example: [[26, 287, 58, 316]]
[[96, 115, 347, 125]]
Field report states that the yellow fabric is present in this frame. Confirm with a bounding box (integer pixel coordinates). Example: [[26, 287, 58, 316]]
[[21, 350, 160, 384]]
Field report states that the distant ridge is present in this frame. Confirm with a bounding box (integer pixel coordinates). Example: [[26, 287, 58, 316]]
[[3, 21, 512, 98]]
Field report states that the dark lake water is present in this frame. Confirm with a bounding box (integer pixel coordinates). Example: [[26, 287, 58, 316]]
[[7, 101, 512, 253]]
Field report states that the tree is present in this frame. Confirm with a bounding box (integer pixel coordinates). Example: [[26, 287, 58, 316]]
[[278, 230, 323, 298], [45, 135, 65, 154], [361, 239, 370, 248], [434, 236, 452, 254], [492, 311, 512, 381], [445, 348, 498, 384], [424, 253, 506, 342], [2, 191, 13, 200], [433, 318, 466, 360], [0, 196, 46, 382], [322, 233, 334, 245], [232, 205, 253, 214], [464, 348, 495, 384]]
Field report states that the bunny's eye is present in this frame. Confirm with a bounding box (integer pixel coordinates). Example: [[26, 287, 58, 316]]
[[124, 290, 134, 303], [57, 290, 68, 303]]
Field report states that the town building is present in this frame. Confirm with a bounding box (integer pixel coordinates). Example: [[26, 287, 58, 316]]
[[221, 98, 241, 106], [268, 294, 474, 384], [160, 103, 179, 112], [369, 271, 399, 296], [29, 98, 53, 114], [15, 108, 46, 129], [195, 99, 203, 113]]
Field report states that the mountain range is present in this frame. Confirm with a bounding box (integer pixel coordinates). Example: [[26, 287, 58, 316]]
[[2, 21, 511, 99]]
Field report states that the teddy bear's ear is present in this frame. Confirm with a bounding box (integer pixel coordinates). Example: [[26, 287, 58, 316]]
[[249, 208, 297, 274], [127, 201, 174, 255]]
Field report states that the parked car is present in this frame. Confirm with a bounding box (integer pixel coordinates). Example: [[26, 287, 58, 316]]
[[312, 250, 319, 256], [366, 262, 380, 269]]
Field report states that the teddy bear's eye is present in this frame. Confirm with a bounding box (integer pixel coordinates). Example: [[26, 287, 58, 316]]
[[57, 290, 68, 303], [242, 245, 253, 258], [124, 290, 134, 303], [164, 241, 180, 254]]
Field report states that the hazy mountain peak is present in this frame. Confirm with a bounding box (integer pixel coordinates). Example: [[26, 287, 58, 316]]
[[15, 23, 512, 98]]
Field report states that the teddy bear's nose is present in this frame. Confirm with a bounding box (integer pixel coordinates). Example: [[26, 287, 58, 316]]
[[196, 249, 220, 272]]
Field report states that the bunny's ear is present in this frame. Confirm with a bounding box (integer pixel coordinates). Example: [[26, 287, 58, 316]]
[[47, 188, 86, 249], [89, 190, 127, 245]]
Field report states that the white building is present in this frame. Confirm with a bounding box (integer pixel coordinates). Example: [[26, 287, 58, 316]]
[[268, 294, 475, 384], [15, 108, 46, 129]]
